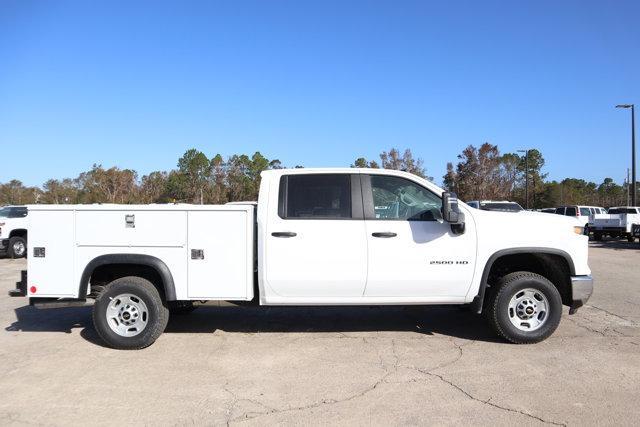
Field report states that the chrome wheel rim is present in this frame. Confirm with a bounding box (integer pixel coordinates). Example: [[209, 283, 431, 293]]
[[508, 288, 549, 332], [106, 293, 149, 337], [12, 241, 25, 257]]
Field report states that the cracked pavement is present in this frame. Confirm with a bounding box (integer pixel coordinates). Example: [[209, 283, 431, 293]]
[[1, 241, 639, 426]]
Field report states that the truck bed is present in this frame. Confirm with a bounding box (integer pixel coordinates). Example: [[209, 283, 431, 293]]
[[27, 204, 255, 300]]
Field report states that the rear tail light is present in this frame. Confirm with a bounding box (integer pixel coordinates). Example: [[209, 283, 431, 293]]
[[29, 286, 37, 294]]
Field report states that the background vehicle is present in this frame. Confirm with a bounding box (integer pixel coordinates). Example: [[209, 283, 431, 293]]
[[9, 169, 592, 349], [466, 200, 523, 212], [540, 208, 556, 214], [554, 205, 606, 232], [632, 224, 640, 244], [0, 206, 28, 258], [590, 207, 640, 241]]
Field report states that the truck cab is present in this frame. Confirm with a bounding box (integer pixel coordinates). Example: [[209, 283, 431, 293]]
[[10, 169, 593, 349]]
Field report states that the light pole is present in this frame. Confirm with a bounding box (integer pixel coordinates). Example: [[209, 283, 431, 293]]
[[518, 149, 530, 209], [616, 104, 636, 206]]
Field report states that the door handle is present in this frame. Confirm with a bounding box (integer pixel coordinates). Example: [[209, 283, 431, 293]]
[[372, 232, 397, 238], [271, 231, 297, 238]]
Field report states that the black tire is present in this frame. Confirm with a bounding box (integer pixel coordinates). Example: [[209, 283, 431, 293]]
[[485, 271, 562, 344], [8, 236, 27, 258], [92, 276, 169, 350], [168, 300, 197, 315], [593, 232, 602, 241], [627, 235, 635, 243]]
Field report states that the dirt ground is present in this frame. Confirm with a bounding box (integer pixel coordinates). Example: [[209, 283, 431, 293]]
[[1, 241, 638, 426]]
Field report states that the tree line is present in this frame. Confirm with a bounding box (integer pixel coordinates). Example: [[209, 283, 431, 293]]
[[0, 145, 633, 208]]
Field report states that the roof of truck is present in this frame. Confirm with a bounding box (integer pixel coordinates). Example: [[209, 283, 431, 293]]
[[262, 167, 444, 194]]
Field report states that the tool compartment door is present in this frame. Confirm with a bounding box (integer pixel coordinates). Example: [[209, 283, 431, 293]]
[[187, 209, 253, 300]]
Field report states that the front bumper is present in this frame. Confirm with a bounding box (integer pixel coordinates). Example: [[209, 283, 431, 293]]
[[569, 275, 593, 314]]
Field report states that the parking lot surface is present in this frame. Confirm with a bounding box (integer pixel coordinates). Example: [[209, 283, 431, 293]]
[[1, 242, 638, 426]]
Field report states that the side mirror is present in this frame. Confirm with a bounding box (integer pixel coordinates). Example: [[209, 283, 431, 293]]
[[442, 192, 461, 223], [442, 192, 465, 235]]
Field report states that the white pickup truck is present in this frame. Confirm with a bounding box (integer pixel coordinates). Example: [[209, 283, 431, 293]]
[[0, 206, 28, 258], [9, 168, 593, 349], [590, 206, 640, 242]]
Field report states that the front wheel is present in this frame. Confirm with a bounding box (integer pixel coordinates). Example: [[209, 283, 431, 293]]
[[485, 272, 562, 344], [8, 236, 27, 258], [92, 276, 169, 349]]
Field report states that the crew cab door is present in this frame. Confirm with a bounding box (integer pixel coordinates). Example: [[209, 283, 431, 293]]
[[362, 174, 476, 298], [264, 173, 367, 298]]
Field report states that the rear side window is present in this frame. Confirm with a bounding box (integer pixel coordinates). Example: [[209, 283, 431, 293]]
[[565, 207, 577, 216], [279, 174, 351, 219], [555, 207, 565, 215], [580, 208, 591, 216]]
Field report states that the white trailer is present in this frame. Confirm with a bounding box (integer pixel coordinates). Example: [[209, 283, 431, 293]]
[[9, 168, 593, 349]]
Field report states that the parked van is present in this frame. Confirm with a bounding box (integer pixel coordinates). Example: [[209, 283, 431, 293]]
[[555, 206, 606, 228]]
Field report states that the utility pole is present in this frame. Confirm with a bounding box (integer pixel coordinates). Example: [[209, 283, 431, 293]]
[[627, 168, 631, 206], [616, 104, 636, 205]]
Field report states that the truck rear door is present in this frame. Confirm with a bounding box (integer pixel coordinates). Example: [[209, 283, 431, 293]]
[[264, 173, 367, 298]]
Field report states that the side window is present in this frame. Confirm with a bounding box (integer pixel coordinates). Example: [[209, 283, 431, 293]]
[[7, 208, 27, 218], [555, 207, 564, 215], [280, 174, 351, 219], [565, 207, 577, 216], [369, 175, 442, 221], [580, 207, 591, 216]]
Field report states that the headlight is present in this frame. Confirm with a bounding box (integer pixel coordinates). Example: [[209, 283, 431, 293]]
[[573, 226, 585, 235]]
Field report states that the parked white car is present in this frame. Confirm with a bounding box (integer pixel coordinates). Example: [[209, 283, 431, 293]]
[[0, 206, 28, 258], [554, 205, 606, 229], [590, 206, 640, 242], [9, 168, 593, 349], [466, 200, 523, 212]]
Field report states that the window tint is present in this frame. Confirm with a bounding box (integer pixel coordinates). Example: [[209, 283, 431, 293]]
[[580, 208, 591, 216], [281, 174, 351, 219], [554, 207, 564, 215], [479, 202, 523, 212], [609, 208, 638, 214], [565, 207, 577, 216], [0, 207, 27, 218], [369, 175, 441, 221]]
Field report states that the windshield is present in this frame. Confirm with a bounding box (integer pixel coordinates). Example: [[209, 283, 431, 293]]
[[0, 207, 27, 218], [479, 202, 523, 212], [608, 208, 638, 214]]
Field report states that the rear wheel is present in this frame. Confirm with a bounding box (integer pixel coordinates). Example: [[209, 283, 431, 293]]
[[485, 271, 562, 344], [8, 236, 27, 258], [627, 235, 635, 243], [92, 276, 169, 349]]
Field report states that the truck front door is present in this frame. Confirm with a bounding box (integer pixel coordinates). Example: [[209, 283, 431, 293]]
[[362, 174, 476, 298], [264, 173, 367, 298]]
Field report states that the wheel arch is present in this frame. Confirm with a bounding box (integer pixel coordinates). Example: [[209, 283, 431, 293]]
[[79, 254, 176, 301], [472, 248, 575, 314], [9, 229, 27, 239]]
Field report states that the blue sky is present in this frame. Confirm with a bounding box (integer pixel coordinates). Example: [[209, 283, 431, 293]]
[[1, 0, 639, 187]]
